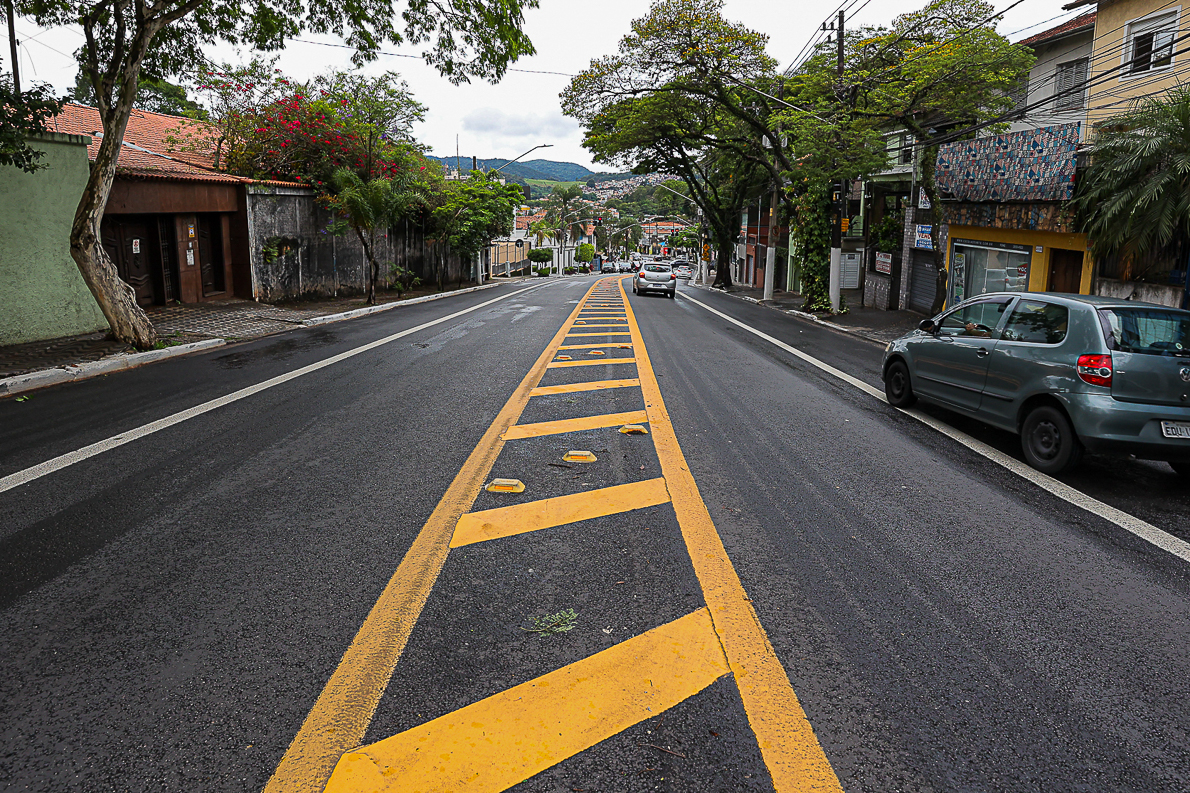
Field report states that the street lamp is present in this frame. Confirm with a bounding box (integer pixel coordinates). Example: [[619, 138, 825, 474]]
[[492, 143, 554, 173]]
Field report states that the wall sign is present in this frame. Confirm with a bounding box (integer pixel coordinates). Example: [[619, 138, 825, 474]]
[[918, 187, 931, 209], [186, 249, 195, 266], [914, 225, 934, 250], [131, 239, 140, 254], [875, 251, 893, 274], [187, 223, 196, 239]]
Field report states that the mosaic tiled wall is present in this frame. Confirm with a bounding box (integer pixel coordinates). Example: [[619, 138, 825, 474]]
[[936, 124, 1079, 202], [945, 201, 1076, 234]]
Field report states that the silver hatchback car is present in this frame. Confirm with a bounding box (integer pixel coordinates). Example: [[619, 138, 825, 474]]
[[633, 262, 677, 298], [882, 292, 1190, 476]]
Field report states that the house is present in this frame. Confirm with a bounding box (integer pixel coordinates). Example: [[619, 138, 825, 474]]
[[928, 12, 1097, 311]]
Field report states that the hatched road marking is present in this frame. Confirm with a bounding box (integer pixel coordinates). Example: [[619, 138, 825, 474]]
[[269, 276, 843, 792]]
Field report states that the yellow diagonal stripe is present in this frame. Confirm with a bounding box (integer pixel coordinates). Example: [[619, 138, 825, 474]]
[[323, 608, 728, 793], [529, 378, 640, 396], [451, 477, 670, 547], [547, 357, 637, 369], [502, 409, 648, 440], [557, 343, 632, 350], [565, 332, 631, 337]]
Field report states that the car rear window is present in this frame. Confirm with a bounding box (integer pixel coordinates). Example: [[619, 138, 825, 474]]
[[644, 264, 670, 272], [1099, 307, 1190, 357], [1001, 300, 1069, 344]]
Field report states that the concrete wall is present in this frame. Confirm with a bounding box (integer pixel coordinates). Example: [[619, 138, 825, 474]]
[[0, 133, 109, 345], [1096, 277, 1187, 308], [1010, 29, 1095, 135], [244, 186, 470, 302]]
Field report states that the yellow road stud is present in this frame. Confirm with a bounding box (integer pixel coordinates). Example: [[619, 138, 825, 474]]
[[620, 424, 649, 435], [563, 450, 598, 463], [588, 350, 605, 356], [555, 355, 572, 361], [486, 478, 526, 493]]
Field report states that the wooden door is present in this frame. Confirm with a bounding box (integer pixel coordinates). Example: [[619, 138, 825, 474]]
[[101, 218, 157, 305], [196, 215, 225, 295], [1048, 249, 1083, 294]]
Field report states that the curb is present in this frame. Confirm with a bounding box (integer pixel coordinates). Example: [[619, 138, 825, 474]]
[[0, 338, 226, 399], [302, 282, 508, 327], [687, 283, 893, 346]]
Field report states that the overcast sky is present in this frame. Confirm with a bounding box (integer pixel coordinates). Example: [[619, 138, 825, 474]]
[[7, 0, 1079, 170]]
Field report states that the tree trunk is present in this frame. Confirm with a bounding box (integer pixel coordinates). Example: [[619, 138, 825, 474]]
[[70, 59, 157, 349], [356, 226, 378, 304], [712, 242, 734, 288]]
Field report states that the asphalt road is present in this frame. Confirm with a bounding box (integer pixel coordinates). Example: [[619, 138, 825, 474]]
[[2, 275, 1189, 792]]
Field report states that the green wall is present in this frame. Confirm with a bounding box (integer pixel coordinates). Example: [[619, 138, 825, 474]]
[[0, 133, 108, 346]]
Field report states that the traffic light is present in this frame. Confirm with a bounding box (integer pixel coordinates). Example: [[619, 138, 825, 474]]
[[595, 217, 603, 227]]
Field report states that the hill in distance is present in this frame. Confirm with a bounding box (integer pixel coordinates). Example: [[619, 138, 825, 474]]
[[427, 155, 629, 183]]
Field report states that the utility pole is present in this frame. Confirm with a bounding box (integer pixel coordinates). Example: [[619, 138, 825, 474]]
[[828, 9, 845, 313], [762, 79, 787, 302], [6, 0, 20, 93]]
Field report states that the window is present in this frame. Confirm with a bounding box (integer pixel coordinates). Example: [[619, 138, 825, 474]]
[[1009, 76, 1029, 117], [938, 299, 1014, 338], [1127, 12, 1177, 74], [886, 133, 913, 165], [1099, 308, 1190, 356], [1002, 300, 1070, 344], [1054, 58, 1088, 110]]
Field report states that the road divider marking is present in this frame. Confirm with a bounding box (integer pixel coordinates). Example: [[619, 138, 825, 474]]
[[547, 358, 637, 369], [450, 477, 671, 547], [678, 291, 1190, 566], [628, 283, 844, 792], [557, 343, 632, 350], [565, 323, 628, 329], [528, 378, 641, 396], [324, 609, 726, 793], [264, 281, 601, 793], [0, 284, 547, 497], [502, 410, 649, 440], [565, 332, 632, 337]]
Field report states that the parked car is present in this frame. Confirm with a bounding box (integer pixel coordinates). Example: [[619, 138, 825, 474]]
[[673, 264, 694, 279], [633, 262, 677, 298], [882, 292, 1190, 476]]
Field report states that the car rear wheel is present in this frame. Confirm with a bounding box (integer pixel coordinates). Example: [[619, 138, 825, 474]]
[[884, 360, 916, 408], [1169, 461, 1190, 478], [1021, 405, 1083, 475], [667, 291, 675, 299]]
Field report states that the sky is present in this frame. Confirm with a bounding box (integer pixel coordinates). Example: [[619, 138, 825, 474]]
[[6, 0, 1083, 170]]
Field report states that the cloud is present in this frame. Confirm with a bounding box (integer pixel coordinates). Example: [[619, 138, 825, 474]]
[[462, 107, 580, 141]]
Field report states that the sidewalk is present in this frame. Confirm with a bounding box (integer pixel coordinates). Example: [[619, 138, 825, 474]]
[[699, 283, 924, 345], [0, 281, 504, 381]]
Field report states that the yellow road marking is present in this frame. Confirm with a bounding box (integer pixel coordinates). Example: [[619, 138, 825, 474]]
[[502, 409, 649, 440], [265, 280, 617, 793], [528, 378, 641, 396], [565, 323, 627, 328], [546, 357, 636, 369], [451, 477, 670, 547], [324, 609, 726, 793], [619, 280, 844, 792], [557, 343, 632, 350], [565, 332, 631, 337]]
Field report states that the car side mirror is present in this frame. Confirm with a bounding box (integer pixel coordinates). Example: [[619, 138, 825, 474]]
[[918, 319, 936, 333]]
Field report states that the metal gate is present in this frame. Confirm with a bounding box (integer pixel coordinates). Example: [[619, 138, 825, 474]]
[[908, 251, 937, 314]]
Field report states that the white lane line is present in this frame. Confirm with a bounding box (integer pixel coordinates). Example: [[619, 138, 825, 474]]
[[678, 291, 1190, 565], [1, 284, 546, 495]]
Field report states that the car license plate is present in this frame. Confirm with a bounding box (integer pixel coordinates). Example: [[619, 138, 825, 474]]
[[1161, 421, 1190, 439]]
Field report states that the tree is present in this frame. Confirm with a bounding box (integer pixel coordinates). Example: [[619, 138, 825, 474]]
[[609, 217, 643, 255], [1, 62, 65, 172], [325, 167, 428, 304], [527, 247, 553, 263], [71, 69, 206, 118], [429, 170, 524, 288], [528, 218, 557, 247], [1072, 88, 1190, 280], [17, 0, 538, 348], [575, 243, 595, 263], [781, 0, 1033, 311]]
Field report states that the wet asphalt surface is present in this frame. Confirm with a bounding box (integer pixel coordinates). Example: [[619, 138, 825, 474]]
[[2, 275, 1189, 792]]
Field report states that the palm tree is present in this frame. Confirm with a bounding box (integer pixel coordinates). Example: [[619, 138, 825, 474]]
[[329, 168, 425, 304], [528, 218, 556, 248], [1073, 87, 1190, 278]]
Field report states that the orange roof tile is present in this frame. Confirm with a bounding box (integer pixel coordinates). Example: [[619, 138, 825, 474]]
[[1019, 11, 1095, 47]]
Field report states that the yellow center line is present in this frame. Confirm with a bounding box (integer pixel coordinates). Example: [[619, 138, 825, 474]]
[[547, 357, 637, 369], [618, 279, 844, 792], [564, 332, 632, 337], [557, 343, 632, 350], [528, 378, 641, 396], [264, 278, 624, 793]]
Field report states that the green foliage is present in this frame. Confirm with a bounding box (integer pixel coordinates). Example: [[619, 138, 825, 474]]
[[521, 608, 578, 635], [431, 171, 524, 259], [71, 70, 207, 118], [527, 247, 553, 263], [575, 243, 595, 263], [790, 182, 833, 313], [389, 263, 421, 294], [535, 267, 551, 277], [871, 210, 904, 254], [0, 74, 66, 172], [1072, 87, 1190, 273]]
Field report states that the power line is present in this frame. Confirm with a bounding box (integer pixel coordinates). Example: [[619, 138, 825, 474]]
[[289, 38, 576, 77]]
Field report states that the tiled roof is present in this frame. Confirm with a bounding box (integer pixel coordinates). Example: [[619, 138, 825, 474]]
[[1019, 11, 1096, 47], [47, 103, 300, 186]]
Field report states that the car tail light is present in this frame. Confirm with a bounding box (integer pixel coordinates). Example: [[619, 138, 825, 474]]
[[670, 273, 676, 280], [1077, 353, 1113, 387]]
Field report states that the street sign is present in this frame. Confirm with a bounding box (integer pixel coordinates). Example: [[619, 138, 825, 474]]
[[515, 239, 524, 248], [875, 251, 893, 274]]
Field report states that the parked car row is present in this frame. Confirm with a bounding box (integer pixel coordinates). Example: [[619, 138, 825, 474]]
[[882, 292, 1190, 476]]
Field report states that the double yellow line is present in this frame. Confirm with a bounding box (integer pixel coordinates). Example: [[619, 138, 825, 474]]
[[265, 277, 841, 792]]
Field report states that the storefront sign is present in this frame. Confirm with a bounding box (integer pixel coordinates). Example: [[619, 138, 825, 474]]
[[914, 225, 933, 250], [875, 251, 893, 274]]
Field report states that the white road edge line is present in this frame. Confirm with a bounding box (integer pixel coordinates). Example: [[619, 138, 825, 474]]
[[678, 291, 1190, 565], [0, 284, 546, 496]]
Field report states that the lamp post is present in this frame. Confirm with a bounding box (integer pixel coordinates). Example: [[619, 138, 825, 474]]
[[492, 143, 554, 174]]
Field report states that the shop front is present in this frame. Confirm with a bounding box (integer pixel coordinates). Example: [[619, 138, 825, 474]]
[[944, 225, 1092, 309]]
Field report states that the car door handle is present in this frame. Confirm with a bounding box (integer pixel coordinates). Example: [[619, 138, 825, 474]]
[[976, 348, 990, 357]]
